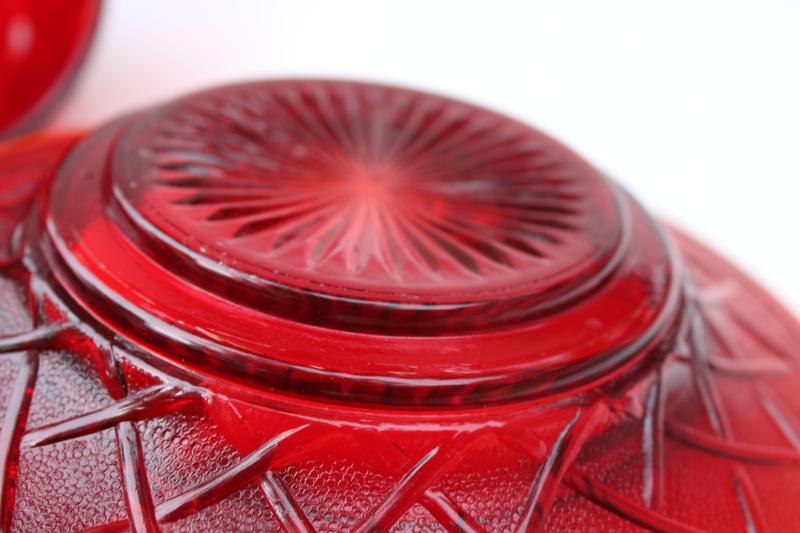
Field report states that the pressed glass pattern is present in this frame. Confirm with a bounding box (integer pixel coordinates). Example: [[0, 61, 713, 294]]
[[0, 80, 798, 532]]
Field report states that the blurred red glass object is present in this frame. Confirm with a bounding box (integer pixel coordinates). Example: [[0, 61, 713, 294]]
[[0, 0, 101, 139], [1, 80, 799, 532]]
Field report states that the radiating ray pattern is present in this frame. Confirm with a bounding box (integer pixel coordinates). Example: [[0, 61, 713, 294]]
[[135, 82, 595, 286]]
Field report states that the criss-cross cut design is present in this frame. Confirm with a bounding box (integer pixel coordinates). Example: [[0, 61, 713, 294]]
[[2, 245, 800, 532]]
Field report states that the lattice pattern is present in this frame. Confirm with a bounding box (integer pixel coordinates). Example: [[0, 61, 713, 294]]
[[1, 241, 800, 532]]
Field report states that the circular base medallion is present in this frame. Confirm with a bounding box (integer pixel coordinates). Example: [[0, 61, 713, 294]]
[[40, 80, 682, 406]]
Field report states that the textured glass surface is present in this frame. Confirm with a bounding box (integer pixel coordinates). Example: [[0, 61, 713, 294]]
[[0, 81, 799, 532]]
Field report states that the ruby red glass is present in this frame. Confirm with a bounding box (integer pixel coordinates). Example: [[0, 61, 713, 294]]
[[1, 80, 799, 532], [0, 0, 101, 139]]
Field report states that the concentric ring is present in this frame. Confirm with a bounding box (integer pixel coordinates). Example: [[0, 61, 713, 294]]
[[111, 81, 627, 333], [38, 80, 682, 406]]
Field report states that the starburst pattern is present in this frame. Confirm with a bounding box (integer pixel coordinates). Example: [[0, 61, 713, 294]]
[[124, 82, 610, 291]]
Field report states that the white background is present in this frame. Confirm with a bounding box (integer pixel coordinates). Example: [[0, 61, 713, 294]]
[[55, 0, 800, 314]]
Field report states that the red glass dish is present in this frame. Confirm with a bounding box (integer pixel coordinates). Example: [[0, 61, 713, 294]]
[[0, 0, 101, 139], [1, 80, 799, 532]]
